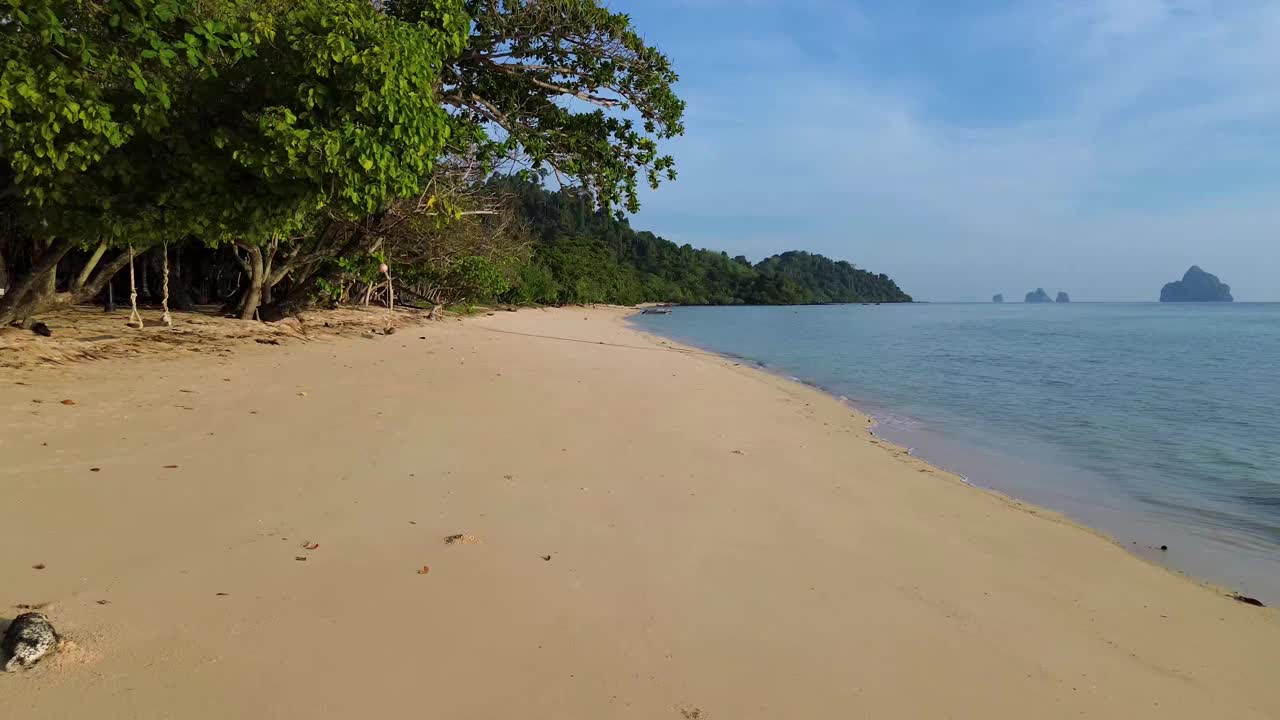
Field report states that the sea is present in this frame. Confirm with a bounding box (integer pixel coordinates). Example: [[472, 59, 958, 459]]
[[633, 303, 1280, 603]]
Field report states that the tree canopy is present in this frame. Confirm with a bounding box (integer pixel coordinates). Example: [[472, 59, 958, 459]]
[[437, 0, 684, 214], [0, 0, 684, 324]]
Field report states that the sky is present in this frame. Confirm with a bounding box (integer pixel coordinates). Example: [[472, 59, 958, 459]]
[[609, 0, 1280, 301]]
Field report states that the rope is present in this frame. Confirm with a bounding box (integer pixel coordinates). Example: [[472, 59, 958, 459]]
[[383, 264, 395, 311], [160, 242, 172, 327], [127, 245, 143, 329]]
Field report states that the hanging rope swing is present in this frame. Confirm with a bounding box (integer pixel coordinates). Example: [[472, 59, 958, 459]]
[[160, 242, 172, 327], [127, 244, 143, 329], [125, 244, 174, 329]]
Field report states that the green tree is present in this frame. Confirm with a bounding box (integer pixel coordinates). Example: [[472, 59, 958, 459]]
[[1, 0, 470, 323], [0, 0, 262, 324], [431, 0, 685, 214]]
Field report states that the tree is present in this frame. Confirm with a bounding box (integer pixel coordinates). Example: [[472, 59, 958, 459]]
[[1, 0, 471, 323], [426, 0, 686, 214], [0, 0, 260, 324], [2, 0, 695, 323]]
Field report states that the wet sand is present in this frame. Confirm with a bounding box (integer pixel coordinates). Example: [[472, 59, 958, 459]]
[[2, 307, 1278, 718]]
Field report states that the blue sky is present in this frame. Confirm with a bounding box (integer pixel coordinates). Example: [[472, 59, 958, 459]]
[[609, 0, 1280, 301]]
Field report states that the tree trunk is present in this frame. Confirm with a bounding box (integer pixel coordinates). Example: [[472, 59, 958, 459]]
[[5, 250, 132, 319], [73, 251, 132, 306], [138, 249, 152, 301], [167, 247, 195, 311], [0, 237, 76, 325], [259, 230, 369, 321], [0, 246, 9, 295], [73, 241, 108, 292], [238, 246, 265, 320]]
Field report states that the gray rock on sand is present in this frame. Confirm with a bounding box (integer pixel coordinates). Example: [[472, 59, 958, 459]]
[[2, 612, 59, 672]]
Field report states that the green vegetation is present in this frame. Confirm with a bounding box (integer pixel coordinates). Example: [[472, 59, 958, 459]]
[[0, 0, 908, 324], [505, 180, 912, 305]]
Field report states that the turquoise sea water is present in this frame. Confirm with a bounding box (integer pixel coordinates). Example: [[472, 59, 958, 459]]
[[633, 303, 1280, 603]]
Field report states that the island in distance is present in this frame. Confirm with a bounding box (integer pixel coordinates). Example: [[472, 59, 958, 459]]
[[1056, 291, 1070, 303], [993, 293, 1004, 303], [1160, 266, 1233, 302], [1025, 288, 1053, 303]]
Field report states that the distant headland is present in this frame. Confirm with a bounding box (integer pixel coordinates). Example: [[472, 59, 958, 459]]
[[1160, 266, 1233, 302]]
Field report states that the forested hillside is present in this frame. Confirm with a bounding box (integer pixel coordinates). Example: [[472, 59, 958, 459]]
[[508, 181, 913, 305]]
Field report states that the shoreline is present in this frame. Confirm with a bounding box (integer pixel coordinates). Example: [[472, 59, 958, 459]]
[[627, 308, 1280, 606], [2, 305, 1278, 718], [621, 312, 1240, 601]]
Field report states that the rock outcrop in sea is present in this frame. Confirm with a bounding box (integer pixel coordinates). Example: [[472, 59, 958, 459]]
[[1025, 288, 1053, 303], [1160, 266, 1233, 302], [1056, 292, 1070, 303], [992, 294, 1004, 303]]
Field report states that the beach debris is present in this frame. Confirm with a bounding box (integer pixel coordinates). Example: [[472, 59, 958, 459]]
[[162, 464, 178, 469], [30, 322, 52, 337], [731, 450, 745, 455], [302, 541, 320, 550], [31, 564, 45, 570], [14, 603, 48, 611], [1160, 545, 1168, 552], [541, 555, 552, 562], [416, 565, 431, 575], [254, 338, 280, 345], [216, 593, 229, 597], [679, 706, 704, 719], [90, 468, 100, 473], [294, 556, 307, 562], [96, 600, 110, 605], [444, 533, 482, 545], [1230, 593, 1265, 607], [60, 399, 76, 406], [2, 612, 59, 672]]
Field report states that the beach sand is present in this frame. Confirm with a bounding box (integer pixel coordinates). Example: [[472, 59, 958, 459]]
[[2, 306, 1277, 718]]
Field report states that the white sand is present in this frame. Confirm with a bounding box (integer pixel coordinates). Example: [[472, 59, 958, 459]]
[[1, 307, 1277, 718]]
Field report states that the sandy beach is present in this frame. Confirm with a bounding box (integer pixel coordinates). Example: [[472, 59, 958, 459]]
[[2, 306, 1278, 719]]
